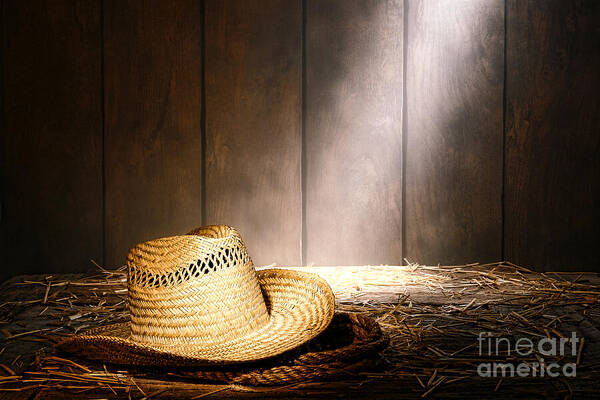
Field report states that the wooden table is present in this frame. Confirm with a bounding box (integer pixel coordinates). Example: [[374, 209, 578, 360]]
[[1, 263, 599, 399]]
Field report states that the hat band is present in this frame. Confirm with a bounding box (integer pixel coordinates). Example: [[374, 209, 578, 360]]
[[128, 241, 250, 289]]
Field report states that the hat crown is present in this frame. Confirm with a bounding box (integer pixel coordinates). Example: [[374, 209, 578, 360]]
[[126, 225, 269, 350]]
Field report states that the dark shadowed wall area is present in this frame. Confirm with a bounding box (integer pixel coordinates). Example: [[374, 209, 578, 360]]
[[1, 0, 598, 280]]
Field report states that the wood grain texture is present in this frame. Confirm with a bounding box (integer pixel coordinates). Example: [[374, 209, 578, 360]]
[[204, 0, 302, 266], [305, 0, 403, 266], [405, 0, 504, 265], [4, 266, 600, 397], [505, 0, 600, 271], [1, 0, 102, 278], [104, 0, 203, 266]]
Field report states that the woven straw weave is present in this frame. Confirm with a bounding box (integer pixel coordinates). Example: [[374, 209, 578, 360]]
[[177, 312, 389, 385], [58, 225, 336, 365]]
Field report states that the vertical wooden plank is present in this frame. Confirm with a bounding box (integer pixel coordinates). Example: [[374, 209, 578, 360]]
[[1, 0, 102, 279], [405, 0, 504, 265], [0, 0, 4, 276], [305, 0, 403, 266], [104, 0, 203, 266], [205, 0, 302, 266], [505, 1, 600, 271]]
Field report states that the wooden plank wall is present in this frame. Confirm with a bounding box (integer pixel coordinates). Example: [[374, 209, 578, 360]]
[[305, 0, 403, 265], [1, 0, 598, 278], [204, 0, 302, 267], [404, 0, 504, 265], [103, 0, 203, 266], [505, 0, 600, 271], [1, 0, 103, 280]]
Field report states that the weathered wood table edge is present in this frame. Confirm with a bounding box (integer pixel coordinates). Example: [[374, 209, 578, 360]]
[[1, 262, 599, 399]]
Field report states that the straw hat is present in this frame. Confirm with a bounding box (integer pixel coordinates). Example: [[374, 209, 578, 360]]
[[58, 225, 335, 366], [177, 312, 389, 385]]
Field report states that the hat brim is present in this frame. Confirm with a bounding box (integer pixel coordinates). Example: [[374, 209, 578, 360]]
[[56, 269, 335, 367]]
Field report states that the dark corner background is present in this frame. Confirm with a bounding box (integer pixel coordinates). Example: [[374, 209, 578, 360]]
[[0, 0, 598, 281]]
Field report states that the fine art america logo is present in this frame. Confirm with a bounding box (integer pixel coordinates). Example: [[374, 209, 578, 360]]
[[477, 332, 579, 378]]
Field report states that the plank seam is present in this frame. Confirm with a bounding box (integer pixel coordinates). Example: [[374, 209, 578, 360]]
[[401, 0, 408, 266], [301, 0, 307, 266], [501, 0, 508, 264], [101, 0, 106, 267], [0, 0, 4, 228], [200, 0, 207, 226]]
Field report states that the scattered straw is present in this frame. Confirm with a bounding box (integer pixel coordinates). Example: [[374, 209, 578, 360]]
[[0, 261, 597, 398]]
